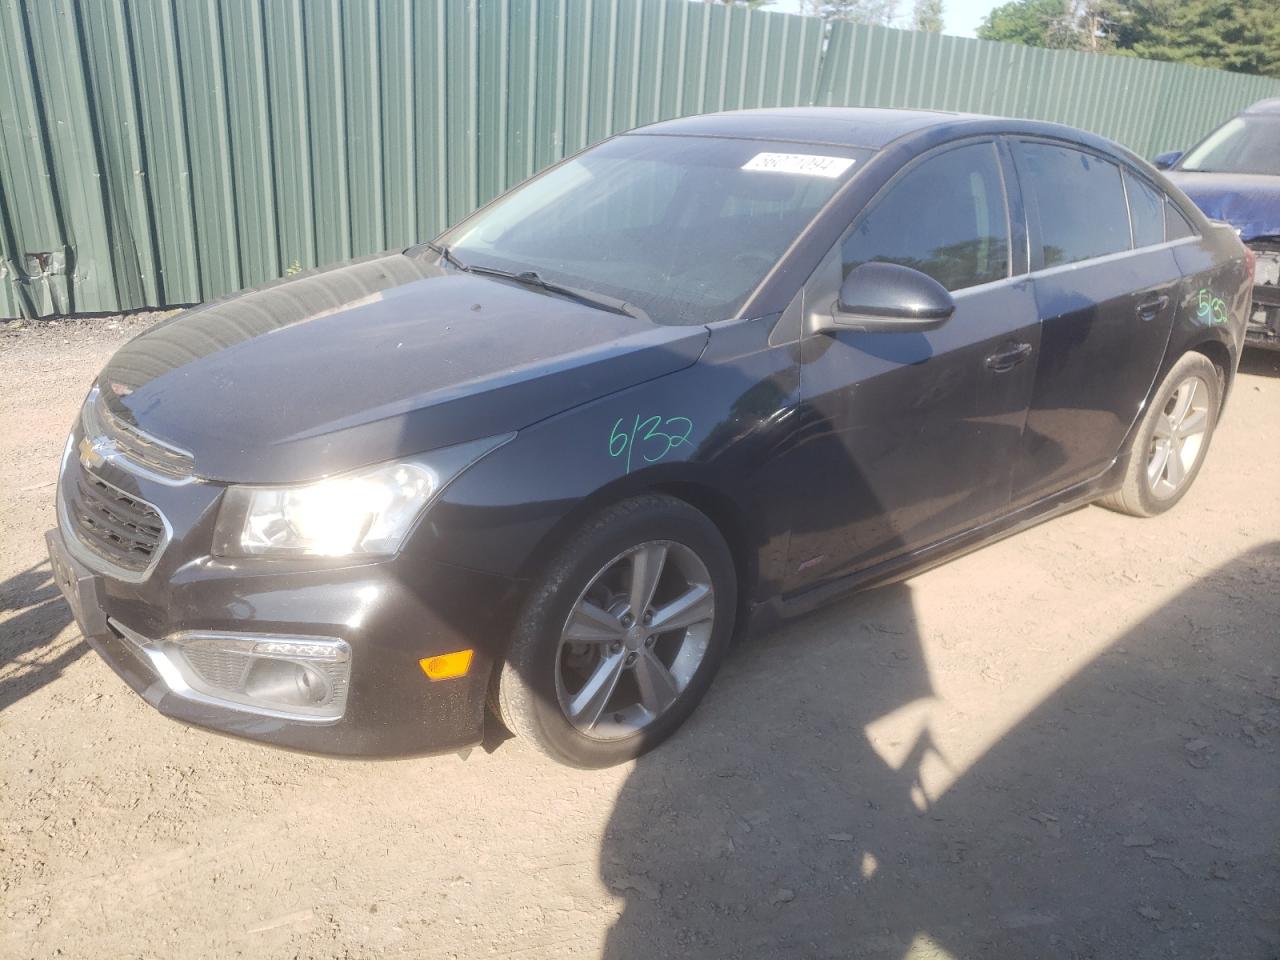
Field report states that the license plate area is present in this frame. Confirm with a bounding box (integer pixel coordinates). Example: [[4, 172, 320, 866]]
[[46, 530, 109, 638]]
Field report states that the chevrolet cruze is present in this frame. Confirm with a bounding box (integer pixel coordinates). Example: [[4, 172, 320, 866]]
[[47, 108, 1252, 767]]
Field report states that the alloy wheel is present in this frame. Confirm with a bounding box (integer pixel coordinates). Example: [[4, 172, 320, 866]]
[[1146, 375, 1210, 500], [555, 541, 716, 740]]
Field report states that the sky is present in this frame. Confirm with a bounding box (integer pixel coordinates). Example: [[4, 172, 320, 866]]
[[767, 0, 1000, 39]]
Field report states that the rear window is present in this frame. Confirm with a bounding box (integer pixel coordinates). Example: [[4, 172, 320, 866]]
[[1017, 142, 1130, 268]]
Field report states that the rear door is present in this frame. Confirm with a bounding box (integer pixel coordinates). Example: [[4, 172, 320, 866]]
[[1009, 140, 1181, 504], [785, 139, 1040, 589]]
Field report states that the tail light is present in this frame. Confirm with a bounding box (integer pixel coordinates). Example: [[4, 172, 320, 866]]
[[1244, 245, 1256, 282]]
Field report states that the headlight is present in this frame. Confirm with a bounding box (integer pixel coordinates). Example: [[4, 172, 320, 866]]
[[211, 434, 512, 558]]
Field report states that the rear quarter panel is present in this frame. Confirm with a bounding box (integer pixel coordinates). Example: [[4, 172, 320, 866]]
[[1167, 223, 1250, 393]]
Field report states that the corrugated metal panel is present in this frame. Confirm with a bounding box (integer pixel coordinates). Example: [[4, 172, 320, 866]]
[[1, 0, 1278, 320], [816, 21, 1280, 159]]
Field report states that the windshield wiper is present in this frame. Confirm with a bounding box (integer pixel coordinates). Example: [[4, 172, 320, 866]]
[[425, 241, 469, 272], [465, 264, 646, 320]]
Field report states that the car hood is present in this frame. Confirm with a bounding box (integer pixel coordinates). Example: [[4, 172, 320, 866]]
[[99, 252, 708, 483], [1165, 171, 1280, 243]]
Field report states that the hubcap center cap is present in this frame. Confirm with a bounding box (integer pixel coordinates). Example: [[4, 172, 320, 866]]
[[624, 625, 647, 652]]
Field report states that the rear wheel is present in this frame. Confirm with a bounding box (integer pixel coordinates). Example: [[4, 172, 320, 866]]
[[496, 495, 737, 767], [1099, 351, 1221, 517]]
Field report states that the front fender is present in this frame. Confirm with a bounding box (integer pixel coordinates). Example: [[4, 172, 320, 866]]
[[419, 319, 801, 605]]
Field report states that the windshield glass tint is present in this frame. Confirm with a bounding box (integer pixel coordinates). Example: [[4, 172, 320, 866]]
[[444, 134, 868, 325], [1180, 115, 1280, 176]]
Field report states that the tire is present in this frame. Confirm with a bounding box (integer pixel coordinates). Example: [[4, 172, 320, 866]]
[[495, 495, 737, 768], [1099, 351, 1221, 518]]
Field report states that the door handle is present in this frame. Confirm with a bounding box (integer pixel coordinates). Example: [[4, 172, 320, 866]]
[[985, 342, 1033, 373], [1136, 294, 1169, 322]]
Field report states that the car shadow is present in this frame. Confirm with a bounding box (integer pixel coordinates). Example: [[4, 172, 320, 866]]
[[0, 559, 83, 713], [1239, 349, 1280, 378], [597, 543, 1280, 959]]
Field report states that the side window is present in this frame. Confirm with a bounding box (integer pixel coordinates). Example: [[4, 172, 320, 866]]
[[1016, 142, 1130, 267], [841, 142, 1009, 292], [1165, 200, 1197, 241], [1125, 170, 1166, 249]]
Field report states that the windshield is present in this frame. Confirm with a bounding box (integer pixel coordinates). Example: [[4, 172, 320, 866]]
[[1179, 115, 1280, 176], [440, 134, 868, 325]]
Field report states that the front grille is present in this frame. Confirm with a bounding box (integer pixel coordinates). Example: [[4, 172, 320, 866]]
[[68, 470, 166, 573]]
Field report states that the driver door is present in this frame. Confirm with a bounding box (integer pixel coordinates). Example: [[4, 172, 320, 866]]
[[785, 139, 1041, 591]]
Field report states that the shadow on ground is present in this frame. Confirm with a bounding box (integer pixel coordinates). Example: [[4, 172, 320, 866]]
[[599, 544, 1280, 959], [1240, 349, 1280, 378], [0, 560, 81, 713]]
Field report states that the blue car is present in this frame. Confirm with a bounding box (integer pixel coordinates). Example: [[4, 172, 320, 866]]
[[1156, 99, 1280, 350]]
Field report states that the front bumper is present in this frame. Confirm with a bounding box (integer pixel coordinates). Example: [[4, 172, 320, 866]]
[[47, 499, 522, 758]]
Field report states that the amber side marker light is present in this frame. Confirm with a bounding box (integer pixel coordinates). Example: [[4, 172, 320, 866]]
[[419, 649, 474, 681]]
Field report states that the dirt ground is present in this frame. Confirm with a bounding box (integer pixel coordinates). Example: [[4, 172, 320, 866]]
[[1, 317, 1278, 960]]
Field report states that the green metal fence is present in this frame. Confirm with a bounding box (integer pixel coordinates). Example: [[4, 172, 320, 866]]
[[818, 21, 1280, 164], [2, 0, 1277, 320]]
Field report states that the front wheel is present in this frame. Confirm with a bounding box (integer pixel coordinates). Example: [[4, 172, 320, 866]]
[[1099, 351, 1221, 518], [496, 495, 737, 767]]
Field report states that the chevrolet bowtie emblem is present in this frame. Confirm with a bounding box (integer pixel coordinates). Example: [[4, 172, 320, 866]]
[[78, 435, 112, 472]]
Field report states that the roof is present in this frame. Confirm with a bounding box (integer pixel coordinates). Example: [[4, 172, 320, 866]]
[[633, 107, 990, 150], [1244, 98, 1280, 115]]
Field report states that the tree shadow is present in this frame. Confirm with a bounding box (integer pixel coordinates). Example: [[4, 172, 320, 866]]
[[599, 543, 1280, 959], [0, 559, 83, 713]]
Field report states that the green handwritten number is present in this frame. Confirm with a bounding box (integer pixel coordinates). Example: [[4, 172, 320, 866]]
[[642, 416, 693, 462], [608, 418, 629, 458], [664, 417, 694, 451], [1198, 288, 1229, 326], [607, 413, 695, 473]]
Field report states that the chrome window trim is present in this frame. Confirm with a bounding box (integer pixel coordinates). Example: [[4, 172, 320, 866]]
[[950, 273, 1029, 301], [1026, 235, 1199, 282]]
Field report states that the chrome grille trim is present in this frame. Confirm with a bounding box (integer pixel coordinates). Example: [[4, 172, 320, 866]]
[[83, 386, 197, 485], [57, 455, 172, 584]]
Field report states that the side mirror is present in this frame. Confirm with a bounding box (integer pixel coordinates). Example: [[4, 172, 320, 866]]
[[1153, 151, 1183, 170], [820, 261, 955, 334]]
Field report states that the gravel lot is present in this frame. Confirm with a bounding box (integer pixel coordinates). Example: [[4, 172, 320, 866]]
[[2, 318, 1278, 960]]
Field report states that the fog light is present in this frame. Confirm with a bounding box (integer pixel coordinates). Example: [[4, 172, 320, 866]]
[[138, 628, 352, 721], [420, 649, 473, 681], [244, 658, 333, 706]]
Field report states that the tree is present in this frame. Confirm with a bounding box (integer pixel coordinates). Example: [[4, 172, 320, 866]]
[[912, 0, 945, 33], [977, 0, 1279, 78], [817, 0, 901, 27], [977, 0, 1120, 51], [1116, 0, 1280, 79]]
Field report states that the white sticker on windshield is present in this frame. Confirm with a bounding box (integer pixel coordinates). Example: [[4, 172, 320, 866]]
[[742, 152, 855, 178]]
